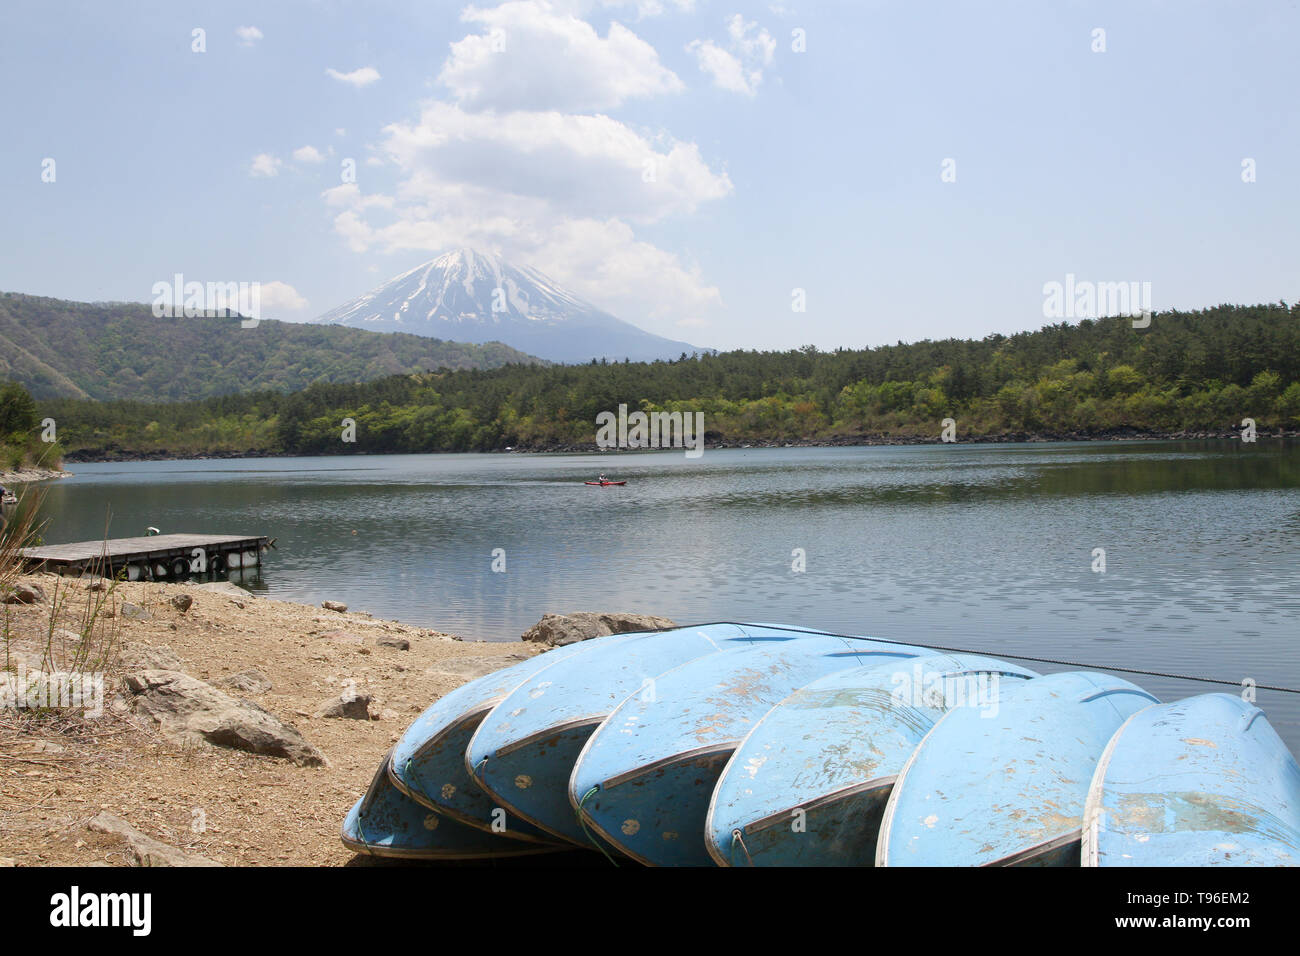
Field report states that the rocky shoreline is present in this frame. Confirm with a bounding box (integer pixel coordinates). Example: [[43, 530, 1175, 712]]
[[57, 428, 1299, 465], [0, 465, 70, 484], [0, 573, 660, 867]]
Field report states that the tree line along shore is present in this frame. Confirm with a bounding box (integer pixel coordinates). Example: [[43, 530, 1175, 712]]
[[3, 303, 1298, 462]]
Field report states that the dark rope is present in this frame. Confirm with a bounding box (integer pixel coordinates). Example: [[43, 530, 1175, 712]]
[[731, 828, 754, 867], [689, 621, 1300, 695], [576, 786, 620, 867]]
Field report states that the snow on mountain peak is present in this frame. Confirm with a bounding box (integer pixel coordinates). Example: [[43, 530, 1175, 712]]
[[315, 248, 709, 363]]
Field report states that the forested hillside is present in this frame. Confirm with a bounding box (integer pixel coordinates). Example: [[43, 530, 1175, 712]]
[[37, 303, 1300, 459], [0, 292, 541, 402]]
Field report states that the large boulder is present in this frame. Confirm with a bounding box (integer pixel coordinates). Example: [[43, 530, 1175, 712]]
[[314, 689, 373, 720], [2, 583, 46, 605], [521, 612, 677, 647], [87, 812, 222, 867], [124, 669, 326, 767]]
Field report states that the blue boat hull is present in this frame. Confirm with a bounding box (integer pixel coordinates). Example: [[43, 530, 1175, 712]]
[[571, 633, 926, 866], [388, 640, 596, 842], [342, 750, 561, 860], [1083, 694, 1300, 866], [878, 671, 1158, 866], [707, 653, 1040, 866], [467, 624, 778, 846]]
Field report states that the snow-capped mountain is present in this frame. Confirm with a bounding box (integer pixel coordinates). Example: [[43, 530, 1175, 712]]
[[314, 248, 709, 363]]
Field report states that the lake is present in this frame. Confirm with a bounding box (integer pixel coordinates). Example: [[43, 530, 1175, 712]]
[[30, 441, 1300, 752]]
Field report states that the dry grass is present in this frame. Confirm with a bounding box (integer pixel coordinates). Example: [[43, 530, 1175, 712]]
[[2, 486, 121, 674], [2, 485, 129, 810]]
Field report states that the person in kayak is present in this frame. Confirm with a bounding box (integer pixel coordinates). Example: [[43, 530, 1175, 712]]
[[598, 473, 608, 482]]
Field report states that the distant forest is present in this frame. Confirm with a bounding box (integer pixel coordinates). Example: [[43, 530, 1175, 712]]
[[20, 303, 1300, 459]]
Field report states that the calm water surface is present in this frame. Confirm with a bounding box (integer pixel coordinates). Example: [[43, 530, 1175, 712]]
[[31, 441, 1300, 751]]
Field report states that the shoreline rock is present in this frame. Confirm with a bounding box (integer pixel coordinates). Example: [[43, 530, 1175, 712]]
[[125, 668, 328, 767], [0, 466, 71, 484], [521, 611, 678, 646], [87, 812, 222, 867]]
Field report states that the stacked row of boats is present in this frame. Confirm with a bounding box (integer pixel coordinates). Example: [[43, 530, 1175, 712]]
[[342, 623, 1300, 866]]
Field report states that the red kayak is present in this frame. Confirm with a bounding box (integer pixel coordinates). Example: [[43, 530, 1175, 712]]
[[584, 480, 626, 486]]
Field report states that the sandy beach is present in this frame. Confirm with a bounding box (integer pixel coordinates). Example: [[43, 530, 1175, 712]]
[[0, 572, 542, 867]]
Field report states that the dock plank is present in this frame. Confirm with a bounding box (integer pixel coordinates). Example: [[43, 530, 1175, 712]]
[[20, 533, 270, 576]]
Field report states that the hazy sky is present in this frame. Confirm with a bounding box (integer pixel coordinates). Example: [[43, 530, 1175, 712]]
[[2, 1, 1296, 352]]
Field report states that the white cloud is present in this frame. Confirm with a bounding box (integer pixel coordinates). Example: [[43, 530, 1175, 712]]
[[249, 153, 281, 177], [527, 219, 721, 325], [322, 183, 394, 210], [729, 14, 776, 61], [438, 0, 682, 111], [688, 14, 775, 95], [380, 102, 730, 224], [235, 26, 263, 47], [259, 281, 309, 313], [561, 0, 696, 16], [293, 145, 326, 163], [331, 210, 375, 254], [687, 40, 749, 94], [326, 66, 381, 87]]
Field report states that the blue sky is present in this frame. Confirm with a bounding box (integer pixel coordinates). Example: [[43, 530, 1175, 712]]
[[1, 0, 1296, 352]]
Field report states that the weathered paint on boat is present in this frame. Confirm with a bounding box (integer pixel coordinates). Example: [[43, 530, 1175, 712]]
[[706, 653, 1040, 866], [1082, 694, 1300, 867], [466, 623, 756, 846], [388, 636, 606, 842], [877, 671, 1158, 866], [342, 749, 561, 860], [570, 633, 925, 866]]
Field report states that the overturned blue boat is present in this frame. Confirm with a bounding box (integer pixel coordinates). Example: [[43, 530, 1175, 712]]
[[707, 653, 1040, 866], [878, 671, 1158, 866], [346, 623, 1300, 866], [466, 623, 756, 848], [1082, 694, 1300, 866]]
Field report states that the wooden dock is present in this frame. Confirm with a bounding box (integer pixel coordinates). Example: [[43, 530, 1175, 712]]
[[21, 534, 271, 580]]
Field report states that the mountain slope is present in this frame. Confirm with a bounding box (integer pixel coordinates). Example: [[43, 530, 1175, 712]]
[[0, 292, 542, 402], [315, 248, 709, 363]]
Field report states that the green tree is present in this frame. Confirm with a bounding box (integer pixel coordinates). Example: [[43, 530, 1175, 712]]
[[0, 381, 38, 439]]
